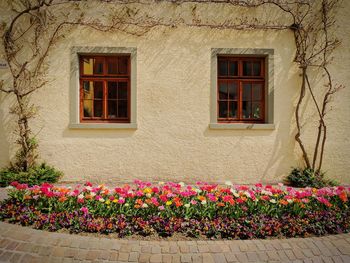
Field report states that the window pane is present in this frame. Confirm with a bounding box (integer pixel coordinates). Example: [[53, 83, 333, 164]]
[[252, 62, 261, 76], [219, 82, 228, 100], [218, 60, 228, 76], [108, 100, 117, 118], [243, 61, 252, 76], [118, 57, 128, 74], [242, 101, 252, 119], [118, 100, 128, 117], [83, 81, 93, 99], [82, 58, 93, 75], [107, 57, 118, 74], [93, 58, 104, 74], [94, 100, 103, 117], [252, 102, 262, 119], [252, 83, 262, 100], [228, 82, 238, 100], [94, 82, 103, 99], [242, 83, 252, 101], [229, 61, 238, 76], [118, 82, 128, 100], [108, 82, 118, 99], [218, 101, 228, 118], [228, 101, 237, 118], [83, 100, 92, 117]]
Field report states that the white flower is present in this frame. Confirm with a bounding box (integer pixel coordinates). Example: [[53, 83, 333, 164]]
[[225, 181, 233, 186], [125, 203, 130, 207], [85, 186, 92, 191], [146, 193, 152, 198], [195, 188, 202, 193], [201, 200, 207, 205], [142, 203, 148, 208], [287, 199, 294, 204], [269, 199, 276, 204], [244, 191, 251, 198], [179, 182, 185, 187], [78, 194, 84, 199], [90, 192, 96, 197], [6, 186, 14, 189], [99, 198, 105, 202], [184, 203, 190, 208], [158, 181, 165, 185]]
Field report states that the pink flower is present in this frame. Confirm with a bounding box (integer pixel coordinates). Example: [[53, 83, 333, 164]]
[[85, 182, 93, 187], [109, 196, 115, 201], [77, 198, 84, 204], [190, 200, 197, 205], [158, 205, 165, 210], [80, 207, 89, 215], [118, 198, 125, 204]]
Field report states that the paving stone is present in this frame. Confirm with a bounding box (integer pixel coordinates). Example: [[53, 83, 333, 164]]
[[235, 253, 249, 263], [213, 253, 227, 263], [118, 252, 129, 261], [209, 244, 222, 253], [85, 250, 100, 261], [149, 254, 162, 263], [224, 252, 238, 262], [267, 250, 280, 261], [109, 251, 119, 261], [128, 251, 139, 262], [202, 253, 215, 263], [192, 254, 202, 263], [151, 245, 161, 254], [162, 254, 173, 263], [246, 252, 259, 262], [180, 254, 192, 263], [257, 251, 268, 261]]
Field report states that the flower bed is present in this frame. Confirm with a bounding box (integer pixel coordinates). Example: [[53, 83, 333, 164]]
[[0, 181, 349, 239]]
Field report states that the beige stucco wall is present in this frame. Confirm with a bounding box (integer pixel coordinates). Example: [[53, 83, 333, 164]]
[[0, 2, 349, 184]]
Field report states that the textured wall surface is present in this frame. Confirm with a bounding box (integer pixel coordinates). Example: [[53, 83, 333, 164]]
[[0, 2, 349, 184]]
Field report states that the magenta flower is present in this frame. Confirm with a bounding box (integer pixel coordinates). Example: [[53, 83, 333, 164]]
[[80, 207, 89, 215]]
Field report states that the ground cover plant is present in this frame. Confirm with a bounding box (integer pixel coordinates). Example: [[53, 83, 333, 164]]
[[0, 181, 349, 239]]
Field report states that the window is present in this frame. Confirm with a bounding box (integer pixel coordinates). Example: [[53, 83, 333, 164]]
[[217, 57, 265, 123], [79, 55, 130, 123]]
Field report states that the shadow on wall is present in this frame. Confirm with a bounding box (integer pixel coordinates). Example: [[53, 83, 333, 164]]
[[0, 93, 12, 168], [62, 128, 136, 139]]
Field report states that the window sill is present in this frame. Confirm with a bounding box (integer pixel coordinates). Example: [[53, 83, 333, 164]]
[[209, 123, 275, 130], [69, 123, 137, 130]]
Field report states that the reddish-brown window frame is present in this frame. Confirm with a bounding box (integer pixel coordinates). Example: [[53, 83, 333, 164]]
[[79, 55, 131, 123], [217, 56, 266, 123]]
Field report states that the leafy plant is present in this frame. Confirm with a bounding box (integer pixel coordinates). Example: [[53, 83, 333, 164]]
[[0, 163, 62, 187], [285, 167, 338, 188]]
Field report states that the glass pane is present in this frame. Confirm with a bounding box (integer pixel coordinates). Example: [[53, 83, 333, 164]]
[[93, 58, 104, 74], [252, 62, 261, 76], [94, 82, 103, 99], [219, 82, 228, 100], [83, 100, 92, 117], [242, 83, 252, 101], [108, 82, 118, 99], [243, 61, 252, 76], [218, 60, 228, 76], [242, 101, 252, 119], [252, 83, 262, 100], [82, 58, 94, 75], [94, 100, 103, 117], [252, 102, 262, 119], [218, 101, 228, 118], [118, 57, 128, 74], [228, 82, 238, 100], [229, 61, 238, 76], [108, 100, 117, 118], [107, 57, 118, 74], [228, 101, 237, 118], [118, 100, 128, 117], [83, 81, 93, 99], [118, 82, 128, 100]]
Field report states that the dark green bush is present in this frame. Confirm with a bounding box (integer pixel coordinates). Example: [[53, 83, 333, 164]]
[[285, 167, 338, 188], [0, 163, 63, 187]]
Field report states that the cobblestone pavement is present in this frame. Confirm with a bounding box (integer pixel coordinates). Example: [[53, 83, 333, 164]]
[[0, 222, 349, 263]]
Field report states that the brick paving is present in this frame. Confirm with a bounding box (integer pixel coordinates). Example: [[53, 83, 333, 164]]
[[0, 222, 349, 262]]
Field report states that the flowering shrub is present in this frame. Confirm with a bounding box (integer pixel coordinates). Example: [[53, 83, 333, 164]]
[[0, 181, 349, 239]]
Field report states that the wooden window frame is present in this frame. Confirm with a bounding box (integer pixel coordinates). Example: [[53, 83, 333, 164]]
[[217, 56, 265, 123], [79, 55, 131, 123]]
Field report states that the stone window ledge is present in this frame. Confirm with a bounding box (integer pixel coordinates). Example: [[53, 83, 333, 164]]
[[209, 123, 275, 130], [69, 123, 137, 130]]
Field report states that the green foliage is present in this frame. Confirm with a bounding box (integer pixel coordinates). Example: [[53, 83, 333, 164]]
[[0, 163, 62, 187], [285, 167, 338, 188]]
